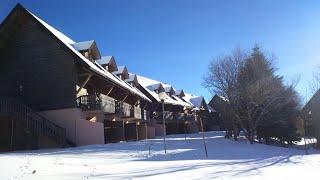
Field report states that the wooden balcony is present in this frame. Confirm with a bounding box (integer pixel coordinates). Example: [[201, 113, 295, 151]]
[[77, 95, 149, 120], [115, 101, 131, 117], [77, 94, 115, 114], [141, 109, 149, 121], [155, 112, 195, 122], [130, 106, 142, 119]]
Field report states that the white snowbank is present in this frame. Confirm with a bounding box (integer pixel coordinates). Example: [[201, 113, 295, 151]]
[[1, 132, 319, 179]]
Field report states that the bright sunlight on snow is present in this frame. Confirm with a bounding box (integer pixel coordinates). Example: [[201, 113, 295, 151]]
[[0, 132, 319, 179]]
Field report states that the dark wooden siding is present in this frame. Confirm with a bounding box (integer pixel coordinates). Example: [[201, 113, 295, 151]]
[[0, 8, 77, 111]]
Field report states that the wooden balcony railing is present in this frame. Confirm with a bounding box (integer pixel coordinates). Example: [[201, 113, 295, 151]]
[[77, 95, 149, 120], [155, 112, 195, 122], [132, 106, 142, 119], [115, 101, 131, 117], [141, 109, 149, 121], [76, 94, 115, 113], [76, 94, 101, 111], [0, 98, 66, 147]]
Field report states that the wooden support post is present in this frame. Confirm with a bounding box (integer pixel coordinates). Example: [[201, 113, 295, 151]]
[[122, 94, 128, 102], [10, 119, 14, 151], [145, 122, 151, 156], [162, 100, 167, 154], [122, 120, 126, 142], [106, 86, 114, 96], [184, 120, 187, 141], [76, 74, 92, 95], [136, 121, 139, 141], [199, 114, 208, 158]]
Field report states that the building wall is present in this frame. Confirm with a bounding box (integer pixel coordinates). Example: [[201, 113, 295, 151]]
[[38, 108, 82, 144], [0, 8, 77, 111], [38, 108, 105, 146], [76, 120, 105, 146], [209, 96, 234, 130], [303, 90, 320, 141]]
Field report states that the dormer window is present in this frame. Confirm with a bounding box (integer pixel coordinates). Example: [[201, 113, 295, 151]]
[[71, 40, 101, 61], [96, 56, 118, 72], [125, 74, 139, 88], [113, 66, 129, 80], [84, 51, 89, 58]]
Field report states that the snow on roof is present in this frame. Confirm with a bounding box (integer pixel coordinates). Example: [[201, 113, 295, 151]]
[[96, 56, 113, 66], [71, 40, 95, 51], [217, 95, 229, 102], [125, 74, 136, 83], [136, 75, 192, 107], [146, 83, 164, 92], [113, 66, 126, 75], [172, 95, 193, 107], [27, 9, 150, 102], [164, 86, 175, 94], [183, 93, 212, 111], [175, 89, 184, 96]]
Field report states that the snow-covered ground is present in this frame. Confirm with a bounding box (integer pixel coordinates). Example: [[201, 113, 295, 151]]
[[1, 132, 319, 180]]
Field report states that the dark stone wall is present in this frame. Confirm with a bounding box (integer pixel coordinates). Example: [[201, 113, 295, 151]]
[[0, 8, 77, 110]]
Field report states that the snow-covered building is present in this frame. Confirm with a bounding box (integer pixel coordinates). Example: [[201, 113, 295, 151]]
[[0, 4, 153, 151], [95, 56, 118, 72], [0, 4, 215, 152], [134, 75, 204, 134], [302, 89, 320, 148], [209, 95, 234, 132]]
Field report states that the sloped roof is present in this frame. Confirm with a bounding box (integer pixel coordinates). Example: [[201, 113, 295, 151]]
[[146, 83, 165, 92], [96, 56, 113, 65], [113, 66, 127, 75], [164, 86, 175, 94], [125, 74, 137, 83], [71, 40, 95, 51], [136, 75, 192, 107], [183, 93, 213, 111], [20, 6, 150, 102], [175, 89, 185, 97], [303, 89, 320, 111]]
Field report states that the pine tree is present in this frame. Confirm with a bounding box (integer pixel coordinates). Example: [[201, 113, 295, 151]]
[[237, 46, 300, 144]]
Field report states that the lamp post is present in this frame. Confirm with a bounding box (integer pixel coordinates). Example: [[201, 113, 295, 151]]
[[159, 92, 167, 154]]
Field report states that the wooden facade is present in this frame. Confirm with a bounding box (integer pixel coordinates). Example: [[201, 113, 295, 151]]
[[302, 89, 320, 147], [0, 5, 77, 111], [0, 4, 153, 150], [0, 4, 211, 151], [209, 95, 234, 132]]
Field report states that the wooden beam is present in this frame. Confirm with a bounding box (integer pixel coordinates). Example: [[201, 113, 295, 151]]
[[76, 74, 92, 95], [142, 103, 147, 110], [77, 73, 92, 77], [106, 86, 114, 96], [121, 94, 129, 102]]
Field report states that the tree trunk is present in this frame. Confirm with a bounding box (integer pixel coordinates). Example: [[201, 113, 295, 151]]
[[316, 137, 320, 149], [233, 124, 238, 141]]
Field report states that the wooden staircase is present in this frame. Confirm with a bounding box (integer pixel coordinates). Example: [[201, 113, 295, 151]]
[[0, 98, 66, 148]]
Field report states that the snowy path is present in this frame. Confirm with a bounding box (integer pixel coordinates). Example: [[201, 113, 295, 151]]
[[0, 132, 319, 179]]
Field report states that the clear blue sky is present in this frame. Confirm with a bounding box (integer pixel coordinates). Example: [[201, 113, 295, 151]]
[[1, 0, 320, 103]]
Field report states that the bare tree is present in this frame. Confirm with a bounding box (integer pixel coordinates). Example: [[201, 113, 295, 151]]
[[203, 47, 247, 140], [204, 45, 301, 144], [310, 67, 320, 94]]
